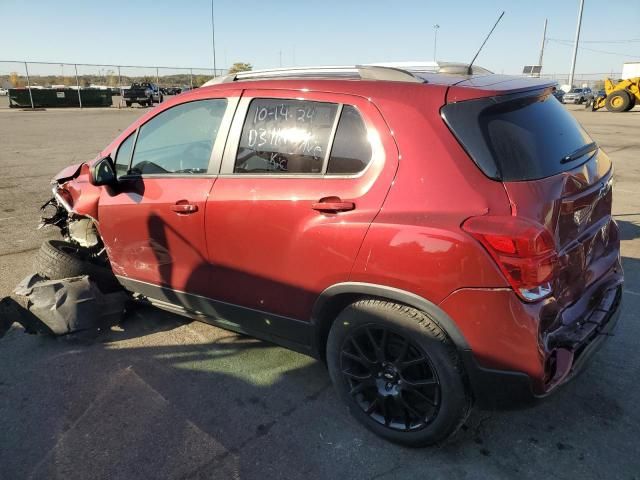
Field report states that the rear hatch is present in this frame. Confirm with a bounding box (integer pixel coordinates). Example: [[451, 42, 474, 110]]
[[442, 87, 620, 307]]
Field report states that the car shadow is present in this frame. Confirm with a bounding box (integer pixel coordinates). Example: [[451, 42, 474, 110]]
[[615, 217, 640, 241]]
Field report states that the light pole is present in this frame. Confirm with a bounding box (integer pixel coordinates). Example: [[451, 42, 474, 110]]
[[568, 0, 585, 88], [433, 24, 440, 62], [538, 18, 548, 76], [210, 0, 217, 76]]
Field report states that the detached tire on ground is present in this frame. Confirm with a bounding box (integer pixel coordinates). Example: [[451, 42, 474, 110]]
[[34, 240, 121, 293], [326, 299, 471, 447], [605, 90, 631, 112]]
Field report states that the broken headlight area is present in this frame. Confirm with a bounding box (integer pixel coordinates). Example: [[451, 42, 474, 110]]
[[38, 196, 68, 231], [40, 192, 102, 250]]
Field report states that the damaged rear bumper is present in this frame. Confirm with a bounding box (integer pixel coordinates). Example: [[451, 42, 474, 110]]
[[462, 283, 623, 409]]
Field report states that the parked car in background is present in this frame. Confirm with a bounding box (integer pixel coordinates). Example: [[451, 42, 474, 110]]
[[162, 86, 182, 95], [0, 87, 8, 96], [38, 64, 623, 447], [562, 87, 593, 104], [122, 82, 162, 107], [552, 88, 565, 102]]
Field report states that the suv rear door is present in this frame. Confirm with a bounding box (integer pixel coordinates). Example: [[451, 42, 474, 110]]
[[202, 89, 398, 328]]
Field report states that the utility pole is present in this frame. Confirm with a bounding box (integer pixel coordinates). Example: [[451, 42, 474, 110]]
[[538, 18, 548, 76], [568, 0, 584, 88], [433, 24, 440, 62], [210, 0, 217, 76]]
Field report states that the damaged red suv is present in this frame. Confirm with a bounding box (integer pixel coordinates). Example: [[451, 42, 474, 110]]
[[39, 64, 623, 446]]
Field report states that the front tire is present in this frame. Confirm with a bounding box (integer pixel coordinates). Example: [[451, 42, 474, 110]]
[[326, 299, 470, 447], [34, 240, 121, 293]]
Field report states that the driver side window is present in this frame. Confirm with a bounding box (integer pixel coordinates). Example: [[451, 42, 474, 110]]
[[130, 99, 228, 175]]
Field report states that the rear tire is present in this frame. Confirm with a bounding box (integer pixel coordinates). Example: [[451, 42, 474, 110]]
[[34, 240, 121, 293], [605, 90, 631, 112], [326, 299, 470, 447]]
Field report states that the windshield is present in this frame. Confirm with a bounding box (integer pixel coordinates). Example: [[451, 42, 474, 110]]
[[570, 89, 583, 93], [441, 90, 594, 181]]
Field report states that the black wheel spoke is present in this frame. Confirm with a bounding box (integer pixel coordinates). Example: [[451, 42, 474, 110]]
[[342, 369, 372, 382], [350, 337, 374, 365], [349, 382, 370, 396], [399, 356, 427, 369], [403, 378, 436, 388], [395, 338, 410, 363], [403, 384, 437, 407], [398, 395, 424, 422], [339, 324, 441, 432], [365, 398, 379, 415], [365, 328, 385, 363], [381, 397, 391, 426], [380, 329, 388, 359], [342, 350, 371, 368]]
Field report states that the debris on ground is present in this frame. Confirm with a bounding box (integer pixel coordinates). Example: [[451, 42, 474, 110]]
[[2, 274, 127, 336]]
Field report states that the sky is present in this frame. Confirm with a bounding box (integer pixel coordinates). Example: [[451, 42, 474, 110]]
[[2, 0, 640, 76]]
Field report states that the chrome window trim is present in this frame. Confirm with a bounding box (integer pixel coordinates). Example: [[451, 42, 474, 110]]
[[220, 96, 252, 174], [321, 103, 343, 174], [207, 96, 239, 174]]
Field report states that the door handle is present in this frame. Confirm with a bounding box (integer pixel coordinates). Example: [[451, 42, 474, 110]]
[[171, 202, 198, 214], [311, 197, 355, 213]]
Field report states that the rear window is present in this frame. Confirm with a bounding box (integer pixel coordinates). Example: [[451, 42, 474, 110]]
[[441, 91, 594, 181]]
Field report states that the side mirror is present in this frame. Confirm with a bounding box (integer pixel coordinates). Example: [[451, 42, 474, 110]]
[[90, 156, 117, 186]]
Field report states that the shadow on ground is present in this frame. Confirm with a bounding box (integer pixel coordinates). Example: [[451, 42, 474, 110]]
[[617, 217, 640, 242], [1, 278, 639, 480]]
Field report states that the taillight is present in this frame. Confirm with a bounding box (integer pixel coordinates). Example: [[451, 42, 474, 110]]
[[462, 215, 558, 302]]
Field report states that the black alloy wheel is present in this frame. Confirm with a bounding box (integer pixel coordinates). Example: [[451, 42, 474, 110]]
[[326, 299, 470, 446], [340, 324, 441, 431]]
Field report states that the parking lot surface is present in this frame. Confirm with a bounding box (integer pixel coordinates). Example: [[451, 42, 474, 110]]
[[0, 104, 639, 480]]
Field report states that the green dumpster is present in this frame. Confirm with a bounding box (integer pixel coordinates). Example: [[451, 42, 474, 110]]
[[9, 88, 113, 108]]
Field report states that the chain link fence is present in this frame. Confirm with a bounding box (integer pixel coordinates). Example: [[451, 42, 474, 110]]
[[0, 60, 226, 109], [1, 60, 625, 109]]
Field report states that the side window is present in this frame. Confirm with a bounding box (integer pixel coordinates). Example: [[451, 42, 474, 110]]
[[114, 132, 135, 178], [234, 99, 338, 174], [326, 105, 372, 175], [130, 99, 227, 175]]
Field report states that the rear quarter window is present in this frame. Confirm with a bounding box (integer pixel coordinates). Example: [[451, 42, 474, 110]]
[[327, 105, 372, 175]]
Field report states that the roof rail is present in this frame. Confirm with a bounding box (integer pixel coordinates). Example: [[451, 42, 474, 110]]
[[200, 61, 492, 87], [202, 65, 424, 86]]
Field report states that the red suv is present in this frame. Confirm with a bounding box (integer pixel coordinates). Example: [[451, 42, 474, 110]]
[[40, 65, 623, 446]]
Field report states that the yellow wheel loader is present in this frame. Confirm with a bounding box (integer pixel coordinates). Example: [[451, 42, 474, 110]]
[[589, 77, 640, 112]]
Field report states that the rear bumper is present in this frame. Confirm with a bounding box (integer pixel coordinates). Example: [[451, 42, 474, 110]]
[[462, 284, 623, 409]]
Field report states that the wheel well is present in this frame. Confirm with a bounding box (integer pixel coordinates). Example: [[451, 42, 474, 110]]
[[311, 283, 471, 363], [313, 292, 366, 363]]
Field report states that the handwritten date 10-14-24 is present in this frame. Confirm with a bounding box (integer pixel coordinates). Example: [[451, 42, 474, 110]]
[[252, 103, 316, 124]]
